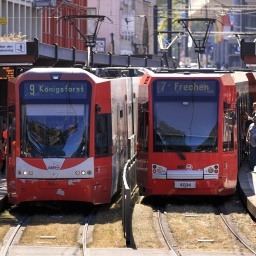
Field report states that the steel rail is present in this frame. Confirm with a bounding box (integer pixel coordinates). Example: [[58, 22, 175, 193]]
[[1, 214, 29, 256], [157, 209, 181, 256], [217, 205, 256, 255]]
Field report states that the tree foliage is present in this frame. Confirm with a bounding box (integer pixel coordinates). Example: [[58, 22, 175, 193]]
[[0, 33, 27, 42], [157, 0, 186, 32]]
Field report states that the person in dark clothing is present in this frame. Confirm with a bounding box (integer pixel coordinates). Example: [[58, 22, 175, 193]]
[[1, 121, 7, 174], [252, 102, 256, 117], [0, 137, 4, 174], [241, 112, 253, 161], [246, 115, 256, 171]]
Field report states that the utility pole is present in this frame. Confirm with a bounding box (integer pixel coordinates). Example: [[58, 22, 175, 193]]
[[153, 5, 158, 55], [205, 4, 208, 66], [167, 0, 172, 57], [185, 0, 189, 58], [110, 33, 115, 54]]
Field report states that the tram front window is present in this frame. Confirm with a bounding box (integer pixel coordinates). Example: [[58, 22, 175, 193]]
[[153, 79, 219, 153], [21, 104, 89, 158], [153, 101, 218, 152]]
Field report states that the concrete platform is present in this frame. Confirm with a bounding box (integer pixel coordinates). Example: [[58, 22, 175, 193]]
[[0, 174, 7, 210], [238, 162, 256, 218]]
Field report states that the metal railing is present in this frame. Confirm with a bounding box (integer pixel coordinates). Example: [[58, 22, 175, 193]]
[[122, 152, 137, 245]]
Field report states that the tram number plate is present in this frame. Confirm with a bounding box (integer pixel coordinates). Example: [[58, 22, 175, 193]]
[[174, 181, 196, 189], [40, 180, 67, 189]]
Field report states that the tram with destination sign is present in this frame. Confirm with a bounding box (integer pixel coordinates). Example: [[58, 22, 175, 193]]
[[136, 69, 251, 196], [6, 67, 140, 205]]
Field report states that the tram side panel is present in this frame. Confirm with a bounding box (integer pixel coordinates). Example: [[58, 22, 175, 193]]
[[109, 77, 129, 197], [109, 76, 140, 196], [232, 72, 251, 166], [93, 79, 113, 204], [221, 75, 239, 192], [137, 75, 149, 196], [6, 77, 17, 204]]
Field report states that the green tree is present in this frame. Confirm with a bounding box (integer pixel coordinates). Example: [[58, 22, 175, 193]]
[[157, 0, 186, 32]]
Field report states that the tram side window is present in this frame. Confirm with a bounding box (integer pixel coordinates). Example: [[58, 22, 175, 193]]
[[95, 114, 112, 157], [138, 102, 149, 151], [223, 110, 235, 152]]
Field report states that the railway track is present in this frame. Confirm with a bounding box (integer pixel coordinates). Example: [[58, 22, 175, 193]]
[[155, 194, 256, 256], [0, 214, 30, 256], [1, 191, 255, 256], [217, 204, 256, 255], [0, 203, 95, 256], [157, 208, 180, 256]]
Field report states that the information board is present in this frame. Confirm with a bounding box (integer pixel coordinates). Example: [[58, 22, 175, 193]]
[[0, 67, 14, 79]]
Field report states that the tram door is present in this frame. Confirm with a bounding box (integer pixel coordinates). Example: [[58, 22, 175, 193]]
[[0, 79, 8, 174]]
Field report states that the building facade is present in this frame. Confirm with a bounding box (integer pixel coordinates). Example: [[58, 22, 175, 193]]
[[0, 0, 156, 55], [86, 0, 156, 55], [185, 0, 256, 69], [0, 0, 256, 67], [41, 0, 88, 50], [0, 0, 42, 41]]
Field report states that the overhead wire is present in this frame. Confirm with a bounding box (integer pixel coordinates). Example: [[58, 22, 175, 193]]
[[2, 1, 256, 44]]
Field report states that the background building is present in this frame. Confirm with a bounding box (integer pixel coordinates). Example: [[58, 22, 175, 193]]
[[0, 0, 42, 41], [0, 0, 256, 68], [86, 0, 156, 55], [0, 0, 156, 56]]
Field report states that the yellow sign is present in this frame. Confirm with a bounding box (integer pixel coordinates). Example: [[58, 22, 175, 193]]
[[0, 18, 7, 25]]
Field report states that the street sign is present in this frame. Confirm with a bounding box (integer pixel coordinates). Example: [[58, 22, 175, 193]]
[[0, 42, 27, 55], [0, 18, 7, 25]]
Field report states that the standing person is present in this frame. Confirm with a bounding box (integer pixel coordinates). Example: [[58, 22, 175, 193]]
[[241, 112, 253, 161], [1, 121, 7, 174], [246, 115, 256, 171], [252, 102, 256, 117], [0, 137, 4, 174]]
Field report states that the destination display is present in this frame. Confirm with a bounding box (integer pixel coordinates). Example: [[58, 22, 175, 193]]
[[0, 66, 14, 79], [21, 81, 89, 99], [155, 79, 218, 97]]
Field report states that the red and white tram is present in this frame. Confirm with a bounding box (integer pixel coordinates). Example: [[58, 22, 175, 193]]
[[6, 67, 140, 205], [136, 69, 250, 196]]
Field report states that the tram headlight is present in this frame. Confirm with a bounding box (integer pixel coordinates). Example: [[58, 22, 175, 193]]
[[206, 164, 219, 174], [17, 170, 33, 176], [75, 170, 89, 175], [152, 164, 166, 174], [157, 167, 164, 173], [208, 167, 214, 173]]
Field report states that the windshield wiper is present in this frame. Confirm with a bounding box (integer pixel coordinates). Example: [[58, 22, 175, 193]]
[[156, 129, 186, 160]]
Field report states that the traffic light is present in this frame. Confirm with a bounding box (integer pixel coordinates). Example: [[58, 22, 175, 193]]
[[230, 22, 234, 32]]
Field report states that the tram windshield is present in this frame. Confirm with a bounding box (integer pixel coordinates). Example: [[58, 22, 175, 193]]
[[152, 79, 219, 152], [19, 81, 91, 158]]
